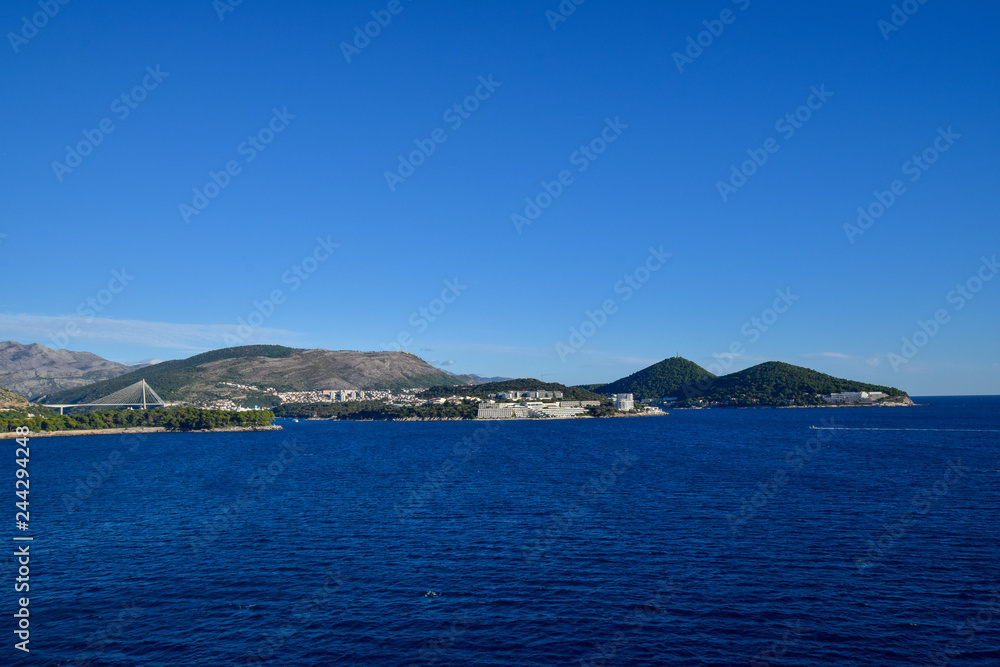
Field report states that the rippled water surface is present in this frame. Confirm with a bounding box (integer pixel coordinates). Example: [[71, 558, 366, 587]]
[[16, 396, 1000, 665]]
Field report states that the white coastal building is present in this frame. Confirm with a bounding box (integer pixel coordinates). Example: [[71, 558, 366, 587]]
[[477, 404, 529, 419], [823, 391, 888, 404], [611, 393, 635, 411]]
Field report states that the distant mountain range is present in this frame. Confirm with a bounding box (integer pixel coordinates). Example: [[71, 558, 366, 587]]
[[592, 357, 909, 407], [4, 340, 912, 411], [0, 341, 137, 400], [441, 369, 514, 384], [42, 345, 474, 407]]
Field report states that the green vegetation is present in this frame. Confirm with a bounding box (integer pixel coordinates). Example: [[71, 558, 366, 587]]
[[592, 357, 909, 407], [274, 401, 478, 420], [675, 361, 909, 407], [418, 379, 608, 403], [0, 404, 61, 422], [594, 357, 716, 401], [586, 404, 619, 417], [1, 407, 275, 434]]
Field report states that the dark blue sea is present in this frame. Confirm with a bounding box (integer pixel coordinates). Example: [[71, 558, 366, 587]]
[[10, 396, 1000, 666]]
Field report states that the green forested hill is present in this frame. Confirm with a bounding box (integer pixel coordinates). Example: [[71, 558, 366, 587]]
[[594, 357, 910, 406], [679, 361, 909, 406], [594, 357, 717, 401]]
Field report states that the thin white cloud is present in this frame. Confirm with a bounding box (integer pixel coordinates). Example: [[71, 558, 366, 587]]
[[801, 352, 855, 360], [0, 313, 302, 351]]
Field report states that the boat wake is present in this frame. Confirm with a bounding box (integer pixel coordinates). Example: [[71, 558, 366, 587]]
[[810, 426, 1000, 433]]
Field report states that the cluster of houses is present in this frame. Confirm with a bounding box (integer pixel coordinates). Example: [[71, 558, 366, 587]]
[[275, 389, 400, 404], [217, 382, 429, 405], [210, 380, 649, 419], [204, 399, 266, 412]]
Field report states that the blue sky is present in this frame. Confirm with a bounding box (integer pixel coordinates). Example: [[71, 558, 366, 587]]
[[2, 0, 998, 395]]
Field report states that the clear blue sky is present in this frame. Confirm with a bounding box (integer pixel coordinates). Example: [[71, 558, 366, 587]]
[[2, 0, 998, 395]]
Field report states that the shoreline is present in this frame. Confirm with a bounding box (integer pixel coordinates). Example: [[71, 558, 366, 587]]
[[3, 402, 919, 435], [673, 402, 919, 410], [0, 425, 282, 439], [295, 412, 670, 422]]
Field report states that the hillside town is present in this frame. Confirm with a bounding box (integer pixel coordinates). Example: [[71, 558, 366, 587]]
[[203, 382, 647, 420]]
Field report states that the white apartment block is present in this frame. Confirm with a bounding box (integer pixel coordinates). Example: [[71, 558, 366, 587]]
[[477, 405, 529, 419], [611, 393, 635, 411]]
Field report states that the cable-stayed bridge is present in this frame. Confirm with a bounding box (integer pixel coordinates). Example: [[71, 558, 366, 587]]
[[44, 379, 166, 414]]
